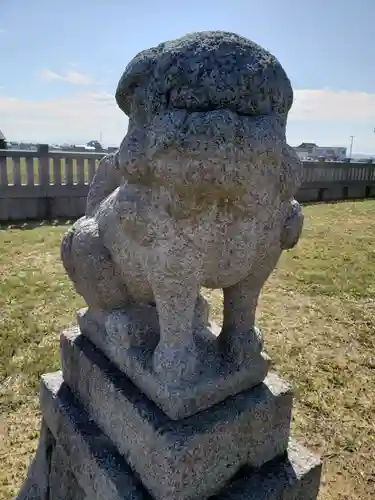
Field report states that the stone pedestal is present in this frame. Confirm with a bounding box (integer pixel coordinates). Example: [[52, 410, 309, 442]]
[[17, 321, 321, 500]]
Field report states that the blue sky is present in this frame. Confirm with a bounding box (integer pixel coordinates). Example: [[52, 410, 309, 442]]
[[1, 0, 375, 153]]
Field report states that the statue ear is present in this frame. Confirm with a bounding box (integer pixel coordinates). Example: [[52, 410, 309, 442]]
[[280, 200, 304, 250]]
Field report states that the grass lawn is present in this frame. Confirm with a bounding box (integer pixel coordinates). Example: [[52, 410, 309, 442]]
[[0, 200, 374, 499]]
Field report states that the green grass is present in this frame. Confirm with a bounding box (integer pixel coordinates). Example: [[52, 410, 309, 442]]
[[1, 201, 375, 499]]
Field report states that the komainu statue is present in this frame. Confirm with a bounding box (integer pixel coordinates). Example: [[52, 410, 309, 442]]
[[61, 31, 303, 402]]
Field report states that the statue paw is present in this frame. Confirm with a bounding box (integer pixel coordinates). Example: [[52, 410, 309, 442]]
[[152, 341, 199, 384], [218, 327, 264, 364]]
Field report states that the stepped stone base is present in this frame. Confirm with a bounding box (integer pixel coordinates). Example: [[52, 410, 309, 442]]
[[60, 329, 293, 500], [18, 372, 322, 500]]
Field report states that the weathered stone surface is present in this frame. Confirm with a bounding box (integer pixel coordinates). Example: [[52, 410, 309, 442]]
[[115, 31, 293, 122], [60, 328, 292, 500], [16, 420, 55, 500], [49, 443, 86, 500], [61, 30, 304, 395], [39, 371, 321, 500], [212, 440, 322, 500], [40, 372, 150, 500], [77, 307, 269, 419]]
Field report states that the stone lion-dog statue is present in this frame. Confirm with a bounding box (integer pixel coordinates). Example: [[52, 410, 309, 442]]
[[61, 31, 304, 387]]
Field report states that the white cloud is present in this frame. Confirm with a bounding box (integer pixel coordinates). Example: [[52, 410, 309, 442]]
[[0, 91, 128, 145], [39, 69, 92, 85], [1, 89, 375, 147], [292, 89, 375, 121]]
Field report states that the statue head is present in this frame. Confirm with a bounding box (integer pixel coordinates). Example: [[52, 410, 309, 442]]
[[115, 31, 303, 212]]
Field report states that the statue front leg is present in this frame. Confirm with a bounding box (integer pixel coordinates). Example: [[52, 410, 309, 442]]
[[151, 273, 199, 384]]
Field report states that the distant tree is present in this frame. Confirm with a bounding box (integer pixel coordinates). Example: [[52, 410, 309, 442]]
[[87, 140, 103, 151], [0, 130, 7, 149]]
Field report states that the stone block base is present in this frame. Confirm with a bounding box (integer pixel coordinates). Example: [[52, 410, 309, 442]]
[[18, 371, 321, 500], [60, 329, 293, 500], [77, 307, 270, 420]]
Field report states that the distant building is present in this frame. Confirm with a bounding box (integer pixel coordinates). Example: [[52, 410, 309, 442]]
[[295, 150, 310, 161], [295, 143, 318, 155], [312, 146, 347, 161], [0, 130, 7, 149], [294, 143, 347, 161]]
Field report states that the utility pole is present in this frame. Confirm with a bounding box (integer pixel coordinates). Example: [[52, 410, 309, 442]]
[[349, 135, 354, 160]]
